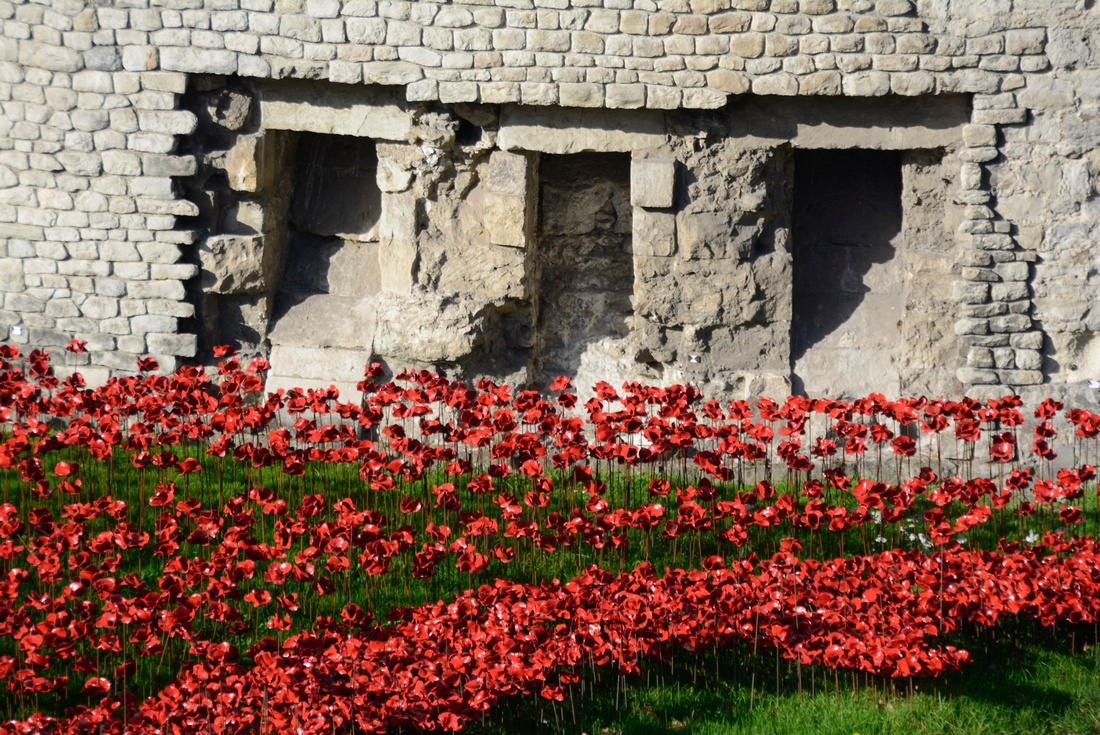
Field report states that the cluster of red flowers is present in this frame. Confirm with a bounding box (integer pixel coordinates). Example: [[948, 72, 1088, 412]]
[[0, 342, 1098, 733], [10, 535, 1100, 735]]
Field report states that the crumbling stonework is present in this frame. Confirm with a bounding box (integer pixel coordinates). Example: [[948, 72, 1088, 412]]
[[0, 0, 1097, 405]]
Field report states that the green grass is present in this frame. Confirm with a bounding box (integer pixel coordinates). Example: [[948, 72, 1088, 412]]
[[470, 624, 1100, 735]]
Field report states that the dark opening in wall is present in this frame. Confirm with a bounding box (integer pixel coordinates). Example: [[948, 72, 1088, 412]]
[[533, 153, 633, 393], [266, 133, 382, 394], [792, 149, 904, 398], [290, 133, 381, 242]]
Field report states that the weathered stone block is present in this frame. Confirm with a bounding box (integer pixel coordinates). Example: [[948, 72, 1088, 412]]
[[373, 293, 491, 363], [998, 369, 1042, 386], [199, 234, 266, 294], [1014, 349, 1042, 371], [972, 108, 1027, 125], [633, 209, 676, 258], [1009, 331, 1043, 350], [159, 47, 238, 75], [954, 318, 989, 335], [137, 110, 199, 136], [499, 107, 665, 154], [1005, 28, 1046, 55], [992, 347, 1016, 369], [81, 296, 119, 319], [378, 192, 417, 243], [224, 131, 284, 193], [131, 314, 178, 336], [957, 367, 998, 384], [258, 80, 413, 140], [994, 261, 1029, 281], [707, 69, 750, 95], [0, 258, 24, 292], [843, 71, 891, 96], [141, 154, 197, 177], [752, 73, 798, 96], [799, 71, 842, 95], [967, 346, 994, 368], [605, 84, 646, 109], [151, 263, 199, 280], [19, 42, 82, 72], [127, 280, 186, 301], [0, 223, 45, 240], [559, 83, 604, 108], [990, 314, 1031, 333], [146, 332, 198, 357], [891, 72, 936, 96], [376, 157, 413, 193], [483, 194, 527, 247], [270, 344, 373, 383], [631, 158, 676, 209], [991, 282, 1028, 302], [953, 280, 991, 302], [122, 46, 158, 72], [487, 150, 531, 197]]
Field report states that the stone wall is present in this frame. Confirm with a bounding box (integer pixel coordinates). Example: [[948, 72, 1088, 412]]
[[0, 0, 1097, 404]]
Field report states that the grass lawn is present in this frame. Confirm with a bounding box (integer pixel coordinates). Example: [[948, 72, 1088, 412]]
[[455, 619, 1099, 735]]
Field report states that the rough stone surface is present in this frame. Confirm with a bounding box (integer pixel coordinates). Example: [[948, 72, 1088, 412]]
[[199, 235, 267, 295], [257, 80, 413, 140], [0, 0, 1096, 403], [631, 158, 677, 209]]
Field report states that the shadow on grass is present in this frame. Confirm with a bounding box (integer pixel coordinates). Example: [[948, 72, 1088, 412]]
[[468, 621, 1100, 735]]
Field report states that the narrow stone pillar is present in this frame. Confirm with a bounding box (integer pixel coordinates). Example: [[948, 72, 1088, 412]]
[[484, 150, 537, 252]]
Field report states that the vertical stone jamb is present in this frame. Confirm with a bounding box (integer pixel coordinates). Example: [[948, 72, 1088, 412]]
[[954, 86, 1043, 391], [484, 150, 537, 255], [630, 155, 677, 287], [375, 143, 420, 295]]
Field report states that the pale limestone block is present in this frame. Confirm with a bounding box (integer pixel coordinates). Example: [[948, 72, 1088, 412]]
[[559, 82, 604, 107], [376, 157, 413, 193], [379, 192, 417, 242], [487, 150, 531, 197], [200, 234, 265, 294], [483, 194, 527, 247], [378, 238, 417, 294], [752, 73, 798, 95], [147, 332, 197, 357], [499, 106, 663, 153], [890, 71, 935, 96], [258, 80, 413, 139], [128, 280, 185, 300], [1005, 28, 1046, 55], [633, 208, 676, 257], [799, 70, 842, 95], [631, 158, 676, 209], [223, 131, 285, 193], [159, 47, 237, 75], [606, 83, 646, 109], [707, 68, 749, 94], [681, 87, 727, 108], [842, 71, 890, 96]]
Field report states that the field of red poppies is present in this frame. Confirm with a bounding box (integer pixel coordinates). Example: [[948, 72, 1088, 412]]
[[1, 341, 1099, 734]]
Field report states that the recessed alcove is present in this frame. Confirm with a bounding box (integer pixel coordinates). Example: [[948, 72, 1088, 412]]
[[533, 152, 634, 394]]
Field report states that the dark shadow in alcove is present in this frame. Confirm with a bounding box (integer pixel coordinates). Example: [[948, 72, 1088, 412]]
[[532, 153, 634, 393], [791, 149, 903, 396], [268, 132, 382, 353], [728, 95, 971, 141]]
